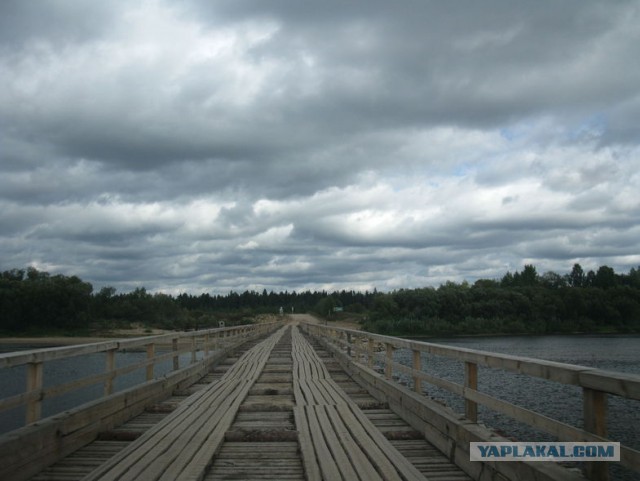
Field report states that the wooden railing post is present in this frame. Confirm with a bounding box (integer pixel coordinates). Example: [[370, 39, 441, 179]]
[[353, 335, 362, 363], [412, 349, 422, 394], [584, 388, 608, 481], [385, 343, 394, 380], [347, 332, 352, 357], [464, 361, 478, 422], [104, 348, 116, 396], [191, 336, 197, 364], [26, 361, 43, 424], [146, 343, 155, 381], [204, 333, 210, 357], [367, 338, 374, 368], [172, 338, 179, 370]]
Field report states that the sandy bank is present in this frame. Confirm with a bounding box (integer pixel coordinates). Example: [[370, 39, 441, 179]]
[[0, 327, 171, 347]]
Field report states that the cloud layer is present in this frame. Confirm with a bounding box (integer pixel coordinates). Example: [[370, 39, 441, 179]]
[[1, 0, 639, 294]]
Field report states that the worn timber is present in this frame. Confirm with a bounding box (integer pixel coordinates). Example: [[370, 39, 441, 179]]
[[0, 318, 638, 481]]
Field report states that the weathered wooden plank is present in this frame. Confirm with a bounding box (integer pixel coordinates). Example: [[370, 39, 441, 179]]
[[304, 404, 343, 480], [92, 379, 243, 481], [579, 369, 640, 400], [158, 382, 252, 481], [337, 403, 425, 481], [291, 326, 427, 481], [0, 342, 119, 368], [172, 332, 287, 481], [323, 405, 385, 481], [313, 404, 360, 480], [293, 407, 321, 481]]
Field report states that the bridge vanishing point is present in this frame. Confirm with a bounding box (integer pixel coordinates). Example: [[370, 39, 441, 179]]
[[0, 315, 638, 481]]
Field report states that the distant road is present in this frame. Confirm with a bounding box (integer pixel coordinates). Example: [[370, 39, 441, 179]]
[[288, 313, 321, 324], [288, 313, 361, 331]]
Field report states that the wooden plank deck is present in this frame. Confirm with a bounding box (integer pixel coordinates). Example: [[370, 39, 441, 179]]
[[26, 324, 473, 481], [80, 326, 288, 481], [292, 326, 427, 481]]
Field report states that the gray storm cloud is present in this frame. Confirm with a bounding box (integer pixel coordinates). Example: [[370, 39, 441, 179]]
[[1, 0, 639, 293]]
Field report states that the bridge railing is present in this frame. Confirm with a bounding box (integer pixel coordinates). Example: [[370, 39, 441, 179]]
[[0, 322, 279, 430], [302, 323, 640, 480]]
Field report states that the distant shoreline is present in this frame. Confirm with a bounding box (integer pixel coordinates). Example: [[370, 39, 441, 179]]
[[0, 336, 120, 347], [2, 326, 637, 349], [0, 327, 170, 347], [409, 330, 640, 340]]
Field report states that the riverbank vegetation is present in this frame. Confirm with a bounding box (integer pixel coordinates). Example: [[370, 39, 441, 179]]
[[1, 264, 639, 336], [0, 267, 374, 334], [363, 264, 640, 335]]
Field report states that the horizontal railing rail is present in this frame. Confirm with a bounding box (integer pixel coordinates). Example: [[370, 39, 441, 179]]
[[0, 322, 280, 429], [302, 323, 640, 481]]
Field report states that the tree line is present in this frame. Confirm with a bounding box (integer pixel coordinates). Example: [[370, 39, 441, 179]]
[[0, 267, 374, 333], [1, 264, 639, 336], [363, 264, 640, 335]]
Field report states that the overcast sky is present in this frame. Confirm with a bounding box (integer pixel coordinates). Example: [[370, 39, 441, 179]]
[[1, 1, 639, 295]]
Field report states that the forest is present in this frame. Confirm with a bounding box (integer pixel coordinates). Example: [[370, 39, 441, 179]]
[[0, 267, 374, 334], [0, 264, 639, 336]]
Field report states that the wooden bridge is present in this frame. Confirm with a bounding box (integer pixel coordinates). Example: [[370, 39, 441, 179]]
[[0, 316, 638, 481]]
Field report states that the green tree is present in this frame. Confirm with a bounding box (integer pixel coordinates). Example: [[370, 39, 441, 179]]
[[314, 296, 337, 317], [628, 267, 640, 288], [519, 264, 539, 286], [437, 282, 470, 323], [594, 265, 616, 289], [541, 271, 566, 289], [567, 263, 585, 287]]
